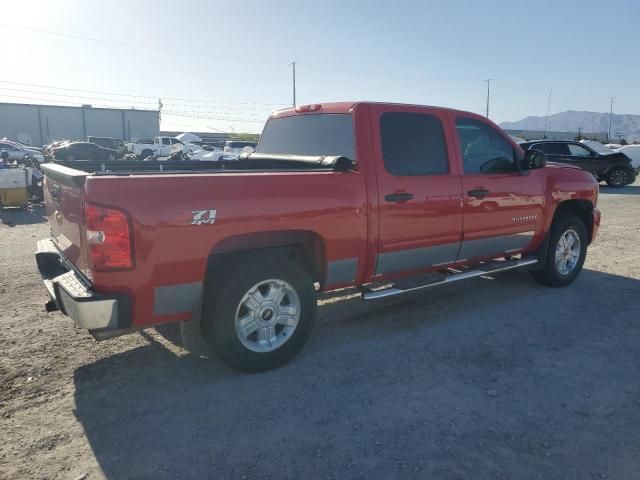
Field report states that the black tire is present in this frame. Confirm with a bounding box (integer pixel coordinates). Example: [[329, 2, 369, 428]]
[[530, 214, 588, 287], [202, 256, 316, 372], [140, 149, 153, 160], [606, 167, 630, 187]]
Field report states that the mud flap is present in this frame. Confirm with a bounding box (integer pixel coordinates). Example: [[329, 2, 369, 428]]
[[529, 230, 551, 271], [179, 292, 213, 356]]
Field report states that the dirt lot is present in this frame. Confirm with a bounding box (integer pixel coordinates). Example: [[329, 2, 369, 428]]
[[1, 181, 639, 480]]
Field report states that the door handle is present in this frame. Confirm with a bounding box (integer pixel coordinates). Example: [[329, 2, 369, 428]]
[[385, 192, 414, 202], [467, 188, 490, 198]]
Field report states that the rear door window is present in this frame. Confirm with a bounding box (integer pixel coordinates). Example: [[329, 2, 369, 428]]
[[541, 143, 571, 155], [380, 112, 449, 175], [568, 144, 593, 157], [257, 114, 355, 159]]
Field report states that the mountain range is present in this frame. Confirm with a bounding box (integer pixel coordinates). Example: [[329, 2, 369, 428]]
[[500, 110, 640, 142]]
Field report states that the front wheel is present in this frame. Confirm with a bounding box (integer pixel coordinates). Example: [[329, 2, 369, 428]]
[[606, 167, 631, 187], [202, 257, 317, 372], [530, 214, 588, 287], [140, 149, 153, 160]]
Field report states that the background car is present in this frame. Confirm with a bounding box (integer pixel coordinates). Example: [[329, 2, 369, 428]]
[[52, 142, 117, 161], [520, 140, 636, 187], [613, 145, 640, 173], [0, 139, 45, 162], [87, 136, 126, 157], [223, 140, 258, 155]]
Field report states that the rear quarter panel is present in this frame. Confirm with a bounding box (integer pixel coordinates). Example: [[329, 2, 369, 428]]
[[84, 170, 368, 327]]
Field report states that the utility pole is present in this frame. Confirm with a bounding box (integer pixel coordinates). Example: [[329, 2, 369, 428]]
[[290, 61, 297, 107], [485, 79, 493, 118], [158, 98, 163, 123], [607, 97, 615, 142], [543, 88, 553, 139]]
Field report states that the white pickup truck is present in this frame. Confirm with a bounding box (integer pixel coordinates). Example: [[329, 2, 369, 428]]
[[126, 136, 184, 159]]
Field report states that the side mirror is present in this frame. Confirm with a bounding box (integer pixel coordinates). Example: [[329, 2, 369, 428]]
[[522, 149, 546, 170]]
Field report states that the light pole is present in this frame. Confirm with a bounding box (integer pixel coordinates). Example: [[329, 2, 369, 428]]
[[290, 61, 297, 107], [485, 78, 493, 118], [607, 97, 615, 142], [543, 88, 552, 139]]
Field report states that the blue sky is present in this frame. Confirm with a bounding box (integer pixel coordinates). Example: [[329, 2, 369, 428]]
[[2, 0, 639, 133]]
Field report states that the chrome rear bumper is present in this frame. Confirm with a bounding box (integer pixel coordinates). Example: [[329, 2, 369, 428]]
[[35, 238, 131, 334]]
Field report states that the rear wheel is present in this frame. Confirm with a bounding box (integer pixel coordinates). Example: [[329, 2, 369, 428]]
[[202, 256, 316, 372], [140, 149, 153, 160], [530, 214, 587, 287], [606, 167, 630, 187]]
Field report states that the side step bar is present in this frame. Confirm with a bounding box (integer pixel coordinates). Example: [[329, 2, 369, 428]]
[[362, 257, 538, 300]]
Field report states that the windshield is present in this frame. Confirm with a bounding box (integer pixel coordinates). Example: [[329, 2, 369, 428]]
[[257, 113, 355, 159]]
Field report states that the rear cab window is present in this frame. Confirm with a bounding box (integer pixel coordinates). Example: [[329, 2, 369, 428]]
[[257, 114, 355, 160], [379, 112, 449, 175]]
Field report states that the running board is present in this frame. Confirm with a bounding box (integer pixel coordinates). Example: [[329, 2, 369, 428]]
[[362, 257, 538, 300]]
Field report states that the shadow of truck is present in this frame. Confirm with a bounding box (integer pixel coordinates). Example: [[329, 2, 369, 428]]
[[73, 268, 640, 479]]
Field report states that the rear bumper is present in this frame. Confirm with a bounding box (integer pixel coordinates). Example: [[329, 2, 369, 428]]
[[35, 238, 131, 335]]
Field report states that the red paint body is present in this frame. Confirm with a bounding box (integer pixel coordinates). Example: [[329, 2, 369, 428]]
[[43, 102, 600, 329]]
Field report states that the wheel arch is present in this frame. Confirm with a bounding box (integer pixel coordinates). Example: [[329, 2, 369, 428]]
[[552, 199, 595, 243], [206, 230, 327, 286]]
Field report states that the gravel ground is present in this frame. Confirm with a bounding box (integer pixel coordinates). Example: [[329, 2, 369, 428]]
[[1, 181, 639, 480]]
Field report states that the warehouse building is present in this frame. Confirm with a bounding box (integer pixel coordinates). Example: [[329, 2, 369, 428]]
[[0, 102, 160, 147]]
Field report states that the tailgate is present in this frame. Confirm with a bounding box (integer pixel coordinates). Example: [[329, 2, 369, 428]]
[[41, 163, 89, 273]]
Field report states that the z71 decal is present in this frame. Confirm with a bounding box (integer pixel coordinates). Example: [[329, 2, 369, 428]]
[[191, 209, 217, 225]]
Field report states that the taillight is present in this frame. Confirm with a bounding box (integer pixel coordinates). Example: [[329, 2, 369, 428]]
[[84, 202, 133, 271]]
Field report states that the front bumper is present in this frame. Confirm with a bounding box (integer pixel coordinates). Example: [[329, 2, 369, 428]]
[[35, 239, 131, 334]]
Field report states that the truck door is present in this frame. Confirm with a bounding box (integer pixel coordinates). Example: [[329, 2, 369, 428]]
[[160, 137, 172, 156], [370, 105, 463, 278], [454, 115, 544, 261]]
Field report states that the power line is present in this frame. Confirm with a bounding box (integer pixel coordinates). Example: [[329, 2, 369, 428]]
[[0, 80, 288, 106], [0, 92, 271, 123], [163, 111, 265, 123], [0, 86, 274, 115], [0, 23, 289, 67]]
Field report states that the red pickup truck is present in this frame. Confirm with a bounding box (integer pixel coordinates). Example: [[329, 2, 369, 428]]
[[36, 102, 601, 372]]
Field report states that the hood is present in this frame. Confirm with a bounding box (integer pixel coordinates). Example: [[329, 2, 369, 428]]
[[176, 132, 202, 143]]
